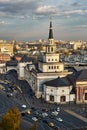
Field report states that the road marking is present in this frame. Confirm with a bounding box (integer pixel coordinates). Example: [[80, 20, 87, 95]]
[[65, 109, 87, 123]]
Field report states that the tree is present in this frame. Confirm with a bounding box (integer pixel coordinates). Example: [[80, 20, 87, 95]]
[[0, 107, 21, 130]]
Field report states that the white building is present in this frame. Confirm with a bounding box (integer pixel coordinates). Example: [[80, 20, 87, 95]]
[[43, 77, 75, 104], [0, 62, 6, 74], [24, 20, 72, 98]]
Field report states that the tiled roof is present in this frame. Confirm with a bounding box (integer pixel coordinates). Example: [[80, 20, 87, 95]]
[[76, 69, 87, 81], [44, 76, 72, 87]]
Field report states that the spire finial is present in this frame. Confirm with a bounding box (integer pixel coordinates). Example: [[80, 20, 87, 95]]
[[48, 18, 53, 39]]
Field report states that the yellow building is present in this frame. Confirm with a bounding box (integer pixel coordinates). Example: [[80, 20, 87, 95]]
[[0, 43, 14, 56]]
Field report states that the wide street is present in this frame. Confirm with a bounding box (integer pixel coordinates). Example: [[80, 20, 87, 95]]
[[0, 79, 87, 130]]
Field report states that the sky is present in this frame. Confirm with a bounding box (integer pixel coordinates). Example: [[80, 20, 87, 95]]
[[0, 0, 87, 41]]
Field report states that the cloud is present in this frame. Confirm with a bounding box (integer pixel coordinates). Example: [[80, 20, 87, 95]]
[[71, 2, 82, 7], [0, 20, 10, 24], [36, 5, 56, 14], [0, 0, 40, 17], [63, 9, 87, 15], [0, 0, 86, 20]]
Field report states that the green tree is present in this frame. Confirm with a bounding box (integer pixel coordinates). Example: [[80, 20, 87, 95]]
[[0, 107, 21, 130]]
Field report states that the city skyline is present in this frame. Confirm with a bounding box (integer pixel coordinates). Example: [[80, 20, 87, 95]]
[[0, 0, 87, 41]]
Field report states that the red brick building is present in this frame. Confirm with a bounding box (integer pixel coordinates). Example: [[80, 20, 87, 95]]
[[75, 70, 87, 104]]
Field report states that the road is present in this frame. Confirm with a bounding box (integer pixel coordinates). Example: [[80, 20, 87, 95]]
[[0, 79, 87, 130]]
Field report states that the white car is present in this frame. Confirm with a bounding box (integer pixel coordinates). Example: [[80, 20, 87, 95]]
[[51, 111, 58, 116], [57, 107, 60, 112], [21, 104, 26, 108], [32, 117, 38, 121], [56, 117, 63, 122], [42, 112, 48, 117]]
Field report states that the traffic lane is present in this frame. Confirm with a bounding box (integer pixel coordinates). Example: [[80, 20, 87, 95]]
[[22, 115, 52, 130], [20, 119, 32, 130], [21, 108, 87, 130], [0, 90, 26, 113], [37, 121, 52, 130], [47, 109, 87, 129]]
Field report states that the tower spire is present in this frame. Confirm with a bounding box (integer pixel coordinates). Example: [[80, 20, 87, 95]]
[[48, 18, 53, 39]]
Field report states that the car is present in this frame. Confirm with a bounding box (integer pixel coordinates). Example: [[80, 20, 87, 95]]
[[7, 93, 13, 97], [48, 122, 54, 127], [49, 115, 55, 119], [51, 111, 58, 116], [31, 107, 36, 111], [25, 109, 31, 114], [32, 117, 38, 121], [42, 108, 48, 112], [42, 119, 49, 124], [21, 112, 25, 116], [42, 112, 48, 118], [33, 111, 40, 115], [21, 104, 27, 108], [57, 107, 60, 112], [56, 117, 63, 122]]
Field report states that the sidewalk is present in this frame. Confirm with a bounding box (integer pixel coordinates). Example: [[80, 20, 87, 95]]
[[65, 109, 87, 123]]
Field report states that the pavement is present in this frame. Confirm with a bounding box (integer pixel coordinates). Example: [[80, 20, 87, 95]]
[[65, 109, 87, 123]]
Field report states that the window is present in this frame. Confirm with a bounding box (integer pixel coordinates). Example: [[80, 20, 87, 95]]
[[85, 93, 87, 100], [51, 47, 53, 52], [48, 47, 50, 52], [50, 95, 54, 102], [54, 66, 56, 69], [57, 66, 59, 69], [62, 90, 64, 92], [52, 59, 54, 61], [60, 96, 66, 102], [48, 59, 50, 61], [52, 66, 53, 69], [49, 66, 50, 69]]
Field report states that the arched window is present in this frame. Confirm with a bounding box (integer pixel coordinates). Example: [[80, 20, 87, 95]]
[[51, 47, 53, 52], [52, 66, 53, 69], [85, 93, 87, 100], [50, 95, 54, 102], [60, 96, 66, 102], [48, 47, 50, 52]]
